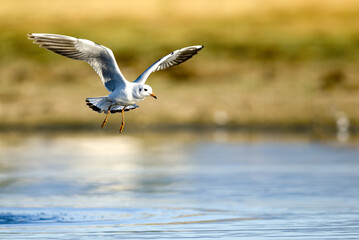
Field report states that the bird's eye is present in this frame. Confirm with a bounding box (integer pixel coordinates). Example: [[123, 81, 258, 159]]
[[144, 89, 147, 92], [139, 89, 142, 92]]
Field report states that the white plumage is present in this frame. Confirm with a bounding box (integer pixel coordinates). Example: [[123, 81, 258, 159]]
[[28, 33, 203, 133]]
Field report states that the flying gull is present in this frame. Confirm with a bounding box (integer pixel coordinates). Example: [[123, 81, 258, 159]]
[[28, 33, 203, 133]]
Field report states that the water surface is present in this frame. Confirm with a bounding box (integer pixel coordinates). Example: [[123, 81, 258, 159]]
[[0, 131, 358, 239]]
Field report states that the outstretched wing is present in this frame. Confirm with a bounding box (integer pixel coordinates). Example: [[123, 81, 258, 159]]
[[134, 45, 203, 84], [28, 33, 127, 92]]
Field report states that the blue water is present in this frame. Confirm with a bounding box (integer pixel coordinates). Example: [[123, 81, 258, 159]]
[[0, 132, 358, 239]]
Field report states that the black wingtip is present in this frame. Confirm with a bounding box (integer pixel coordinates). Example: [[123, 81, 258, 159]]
[[196, 45, 204, 50], [27, 33, 34, 40], [196, 45, 204, 53]]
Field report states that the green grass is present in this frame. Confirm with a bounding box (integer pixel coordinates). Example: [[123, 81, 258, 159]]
[[1, 0, 359, 132]]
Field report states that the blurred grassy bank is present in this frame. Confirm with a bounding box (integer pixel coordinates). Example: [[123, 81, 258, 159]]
[[1, 0, 359, 132]]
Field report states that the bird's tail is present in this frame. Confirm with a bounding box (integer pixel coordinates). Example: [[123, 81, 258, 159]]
[[85, 97, 112, 113], [85, 97, 139, 113]]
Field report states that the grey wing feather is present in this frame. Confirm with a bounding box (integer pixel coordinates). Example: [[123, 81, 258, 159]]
[[134, 45, 203, 84], [28, 33, 127, 92]]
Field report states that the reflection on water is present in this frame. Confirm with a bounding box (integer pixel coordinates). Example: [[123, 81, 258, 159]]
[[0, 131, 359, 239]]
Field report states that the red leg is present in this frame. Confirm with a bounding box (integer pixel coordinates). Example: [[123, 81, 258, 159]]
[[119, 107, 126, 133], [101, 105, 112, 128]]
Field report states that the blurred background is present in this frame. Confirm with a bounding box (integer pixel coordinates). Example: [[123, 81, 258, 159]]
[[1, 0, 359, 133], [1, 1, 359, 238]]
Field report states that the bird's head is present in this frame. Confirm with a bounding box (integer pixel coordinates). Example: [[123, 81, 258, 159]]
[[138, 84, 157, 99]]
